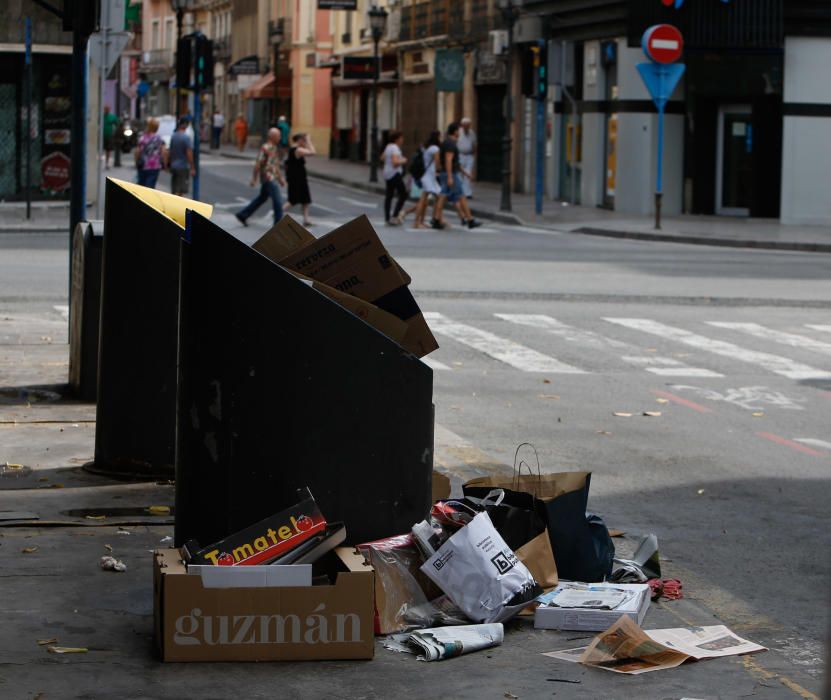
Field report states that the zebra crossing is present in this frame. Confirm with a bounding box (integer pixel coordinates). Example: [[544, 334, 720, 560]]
[[421, 312, 831, 381]]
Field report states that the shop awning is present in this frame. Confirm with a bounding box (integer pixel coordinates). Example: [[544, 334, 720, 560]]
[[241, 72, 291, 100]]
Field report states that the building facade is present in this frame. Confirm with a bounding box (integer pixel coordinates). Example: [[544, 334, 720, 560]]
[[0, 1, 73, 200], [521, 0, 831, 225]]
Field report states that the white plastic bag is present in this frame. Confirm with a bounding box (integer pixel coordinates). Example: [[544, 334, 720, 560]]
[[420, 511, 540, 624]]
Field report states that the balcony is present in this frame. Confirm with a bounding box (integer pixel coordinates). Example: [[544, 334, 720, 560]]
[[399, 0, 498, 43], [141, 48, 174, 69]]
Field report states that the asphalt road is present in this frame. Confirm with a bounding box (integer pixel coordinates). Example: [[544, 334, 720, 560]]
[[1, 157, 829, 689]]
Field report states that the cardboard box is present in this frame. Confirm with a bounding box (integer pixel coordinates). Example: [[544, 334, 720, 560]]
[[534, 583, 651, 632], [154, 547, 375, 661], [253, 215, 438, 358]]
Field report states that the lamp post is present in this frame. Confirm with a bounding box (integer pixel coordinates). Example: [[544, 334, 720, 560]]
[[269, 20, 284, 126], [497, 0, 518, 212], [368, 4, 388, 184], [171, 0, 194, 121]]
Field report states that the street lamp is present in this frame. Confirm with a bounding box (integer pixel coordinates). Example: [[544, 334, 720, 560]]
[[269, 19, 285, 127], [497, 0, 518, 212], [368, 4, 388, 183], [171, 0, 195, 121]]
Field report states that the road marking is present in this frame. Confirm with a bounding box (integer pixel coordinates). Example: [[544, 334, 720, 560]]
[[421, 357, 450, 371], [622, 356, 723, 377], [235, 196, 248, 203], [53, 305, 69, 320], [806, 324, 831, 333], [604, 318, 831, 380], [652, 389, 713, 413], [742, 656, 820, 700], [708, 322, 831, 357], [756, 432, 827, 458], [793, 438, 831, 451], [669, 384, 806, 411], [311, 202, 339, 214], [497, 314, 722, 376], [424, 312, 586, 373], [337, 196, 377, 208]]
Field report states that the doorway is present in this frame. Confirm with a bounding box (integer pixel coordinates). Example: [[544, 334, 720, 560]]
[[716, 105, 753, 216]]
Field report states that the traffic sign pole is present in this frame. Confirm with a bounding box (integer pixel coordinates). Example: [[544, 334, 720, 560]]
[[637, 24, 685, 230]]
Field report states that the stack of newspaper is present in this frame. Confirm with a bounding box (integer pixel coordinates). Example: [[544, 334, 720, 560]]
[[534, 582, 651, 631]]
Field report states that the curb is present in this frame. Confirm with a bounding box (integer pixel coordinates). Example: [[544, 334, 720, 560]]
[[570, 226, 831, 253], [0, 226, 66, 233]]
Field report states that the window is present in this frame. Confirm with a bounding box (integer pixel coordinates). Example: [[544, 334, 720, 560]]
[[164, 17, 174, 49], [151, 19, 160, 49]]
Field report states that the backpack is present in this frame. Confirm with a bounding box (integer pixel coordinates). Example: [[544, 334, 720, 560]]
[[408, 147, 426, 180]]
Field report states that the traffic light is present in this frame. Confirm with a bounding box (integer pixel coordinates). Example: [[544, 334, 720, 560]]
[[195, 35, 214, 89], [532, 43, 547, 100], [176, 37, 192, 90]]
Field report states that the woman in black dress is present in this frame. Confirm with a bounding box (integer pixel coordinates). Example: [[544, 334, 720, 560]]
[[285, 133, 315, 226]]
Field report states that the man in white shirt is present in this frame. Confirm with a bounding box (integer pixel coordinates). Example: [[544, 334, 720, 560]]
[[211, 109, 225, 149], [457, 117, 477, 199]]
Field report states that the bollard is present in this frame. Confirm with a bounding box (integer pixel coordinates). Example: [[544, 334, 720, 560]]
[[174, 212, 434, 546], [88, 180, 183, 479], [68, 220, 103, 401]]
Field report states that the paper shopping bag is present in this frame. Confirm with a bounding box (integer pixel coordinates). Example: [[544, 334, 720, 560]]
[[464, 472, 614, 583]]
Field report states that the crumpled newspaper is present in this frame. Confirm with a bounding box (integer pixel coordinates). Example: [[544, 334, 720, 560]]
[[99, 555, 127, 572]]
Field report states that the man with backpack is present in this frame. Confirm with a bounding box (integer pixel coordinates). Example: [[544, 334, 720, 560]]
[[435, 122, 481, 230]]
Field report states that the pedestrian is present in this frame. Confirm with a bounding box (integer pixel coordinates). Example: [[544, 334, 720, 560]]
[[434, 122, 481, 230], [235, 127, 287, 227], [212, 108, 225, 149], [276, 115, 291, 152], [102, 104, 119, 169], [284, 133, 315, 227], [167, 117, 194, 197], [234, 113, 248, 152], [134, 117, 166, 189], [458, 117, 477, 199], [414, 130, 442, 229], [381, 131, 408, 226]]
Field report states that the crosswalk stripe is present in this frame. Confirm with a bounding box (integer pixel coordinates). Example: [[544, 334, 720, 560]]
[[604, 318, 831, 380], [421, 357, 450, 371], [708, 322, 831, 357], [620, 356, 723, 377], [424, 312, 586, 373], [794, 438, 831, 451], [806, 324, 831, 333], [496, 314, 722, 377]]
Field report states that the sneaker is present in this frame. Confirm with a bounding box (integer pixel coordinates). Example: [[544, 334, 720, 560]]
[[235, 213, 248, 227], [386, 218, 400, 226], [431, 218, 446, 230], [467, 219, 482, 230]]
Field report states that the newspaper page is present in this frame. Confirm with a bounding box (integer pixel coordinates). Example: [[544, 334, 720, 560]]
[[645, 625, 767, 660], [543, 618, 766, 675], [578, 616, 688, 674], [384, 623, 504, 662]]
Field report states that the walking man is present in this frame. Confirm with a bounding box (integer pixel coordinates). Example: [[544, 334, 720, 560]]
[[168, 117, 194, 196], [235, 127, 286, 227], [434, 122, 481, 230], [211, 109, 225, 149], [458, 117, 477, 199], [102, 104, 118, 169]]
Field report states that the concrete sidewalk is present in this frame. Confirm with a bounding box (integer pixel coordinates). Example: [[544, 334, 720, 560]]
[[218, 144, 831, 252]]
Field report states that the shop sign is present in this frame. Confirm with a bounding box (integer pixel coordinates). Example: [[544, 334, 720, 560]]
[[342, 56, 378, 80], [318, 0, 358, 8], [230, 56, 259, 76], [41, 152, 71, 192], [435, 49, 464, 92]]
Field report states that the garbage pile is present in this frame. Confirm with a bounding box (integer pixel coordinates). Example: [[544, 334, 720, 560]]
[[154, 442, 766, 670]]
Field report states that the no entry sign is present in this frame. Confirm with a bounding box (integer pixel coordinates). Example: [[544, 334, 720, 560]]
[[642, 24, 683, 64]]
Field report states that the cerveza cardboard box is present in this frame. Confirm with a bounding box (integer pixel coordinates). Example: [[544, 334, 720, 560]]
[[252, 215, 438, 358], [154, 547, 375, 661]]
